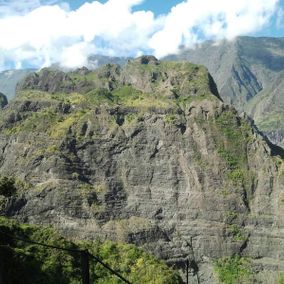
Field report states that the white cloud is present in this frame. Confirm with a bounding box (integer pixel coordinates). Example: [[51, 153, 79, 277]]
[[60, 42, 94, 68], [149, 0, 279, 57], [276, 7, 284, 28], [0, 0, 280, 70], [0, 0, 62, 16]]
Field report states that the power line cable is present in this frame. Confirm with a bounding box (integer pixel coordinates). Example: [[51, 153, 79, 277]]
[[0, 230, 132, 284]]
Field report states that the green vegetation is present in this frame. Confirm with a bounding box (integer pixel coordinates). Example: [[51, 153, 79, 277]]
[[0, 217, 81, 284], [278, 272, 284, 284], [226, 224, 246, 241], [7, 108, 59, 135], [111, 86, 174, 109], [177, 93, 214, 109], [256, 113, 284, 132], [0, 176, 30, 198], [164, 114, 178, 124], [192, 109, 250, 186], [215, 110, 253, 186], [0, 176, 17, 197], [102, 217, 153, 242], [0, 217, 182, 284], [125, 113, 138, 124], [16, 90, 62, 101], [84, 240, 181, 284], [86, 88, 114, 105], [49, 111, 85, 138], [1, 59, 221, 140], [126, 60, 215, 102], [214, 256, 252, 284]]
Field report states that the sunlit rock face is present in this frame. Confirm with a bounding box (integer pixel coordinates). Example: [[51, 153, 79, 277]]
[[1, 57, 284, 283]]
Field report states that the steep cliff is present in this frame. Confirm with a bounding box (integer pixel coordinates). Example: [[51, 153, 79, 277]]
[[164, 37, 284, 148], [1, 57, 284, 283]]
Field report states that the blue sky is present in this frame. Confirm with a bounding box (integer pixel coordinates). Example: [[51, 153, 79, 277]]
[[0, 0, 283, 70], [66, 0, 284, 37], [68, 0, 185, 16]]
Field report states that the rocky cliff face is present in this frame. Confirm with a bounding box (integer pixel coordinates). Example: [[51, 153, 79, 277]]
[[164, 36, 284, 148], [1, 57, 284, 283]]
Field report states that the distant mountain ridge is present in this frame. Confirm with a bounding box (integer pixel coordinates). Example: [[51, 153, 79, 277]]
[[88, 54, 131, 68], [164, 36, 284, 147], [0, 69, 35, 100]]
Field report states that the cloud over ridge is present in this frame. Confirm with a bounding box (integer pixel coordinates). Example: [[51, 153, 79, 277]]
[[0, 0, 280, 70]]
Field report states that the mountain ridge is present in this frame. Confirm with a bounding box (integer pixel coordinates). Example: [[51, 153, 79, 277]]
[[164, 36, 284, 147], [1, 57, 284, 283]]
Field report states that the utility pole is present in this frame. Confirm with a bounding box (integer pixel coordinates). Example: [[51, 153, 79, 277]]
[[81, 250, 90, 284], [186, 237, 200, 284], [186, 259, 189, 284]]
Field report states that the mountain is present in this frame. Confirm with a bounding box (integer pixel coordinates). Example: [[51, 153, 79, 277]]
[[0, 57, 130, 102], [0, 69, 35, 101], [1, 56, 284, 283], [164, 36, 284, 147], [88, 54, 131, 68]]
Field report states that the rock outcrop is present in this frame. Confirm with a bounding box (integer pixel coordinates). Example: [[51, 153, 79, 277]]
[[164, 36, 284, 148], [0, 57, 284, 283]]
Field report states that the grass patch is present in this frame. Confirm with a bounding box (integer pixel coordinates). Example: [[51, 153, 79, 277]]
[[6, 108, 59, 134], [49, 110, 86, 138], [112, 86, 174, 109], [227, 224, 246, 241], [164, 114, 178, 124], [86, 88, 114, 105], [125, 113, 138, 124], [214, 110, 254, 188], [214, 256, 252, 284], [278, 272, 284, 284]]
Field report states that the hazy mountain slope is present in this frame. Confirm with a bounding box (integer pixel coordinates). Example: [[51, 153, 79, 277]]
[[1, 57, 284, 283], [88, 54, 131, 68], [0, 69, 35, 100], [164, 36, 284, 147]]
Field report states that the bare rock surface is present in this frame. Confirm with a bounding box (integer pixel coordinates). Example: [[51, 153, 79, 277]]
[[1, 57, 284, 283]]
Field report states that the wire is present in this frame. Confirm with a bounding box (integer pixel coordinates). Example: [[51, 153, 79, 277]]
[[89, 253, 132, 284], [0, 230, 132, 284], [1, 231, 80, 253]]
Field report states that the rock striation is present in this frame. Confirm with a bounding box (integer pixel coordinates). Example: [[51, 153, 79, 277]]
[[0, 57, 284, 283], [164, 36, 284, 148]]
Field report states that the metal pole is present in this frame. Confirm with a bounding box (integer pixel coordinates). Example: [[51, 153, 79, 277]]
[[81, 250, 90, 284], [186, 259, 189, 284]]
